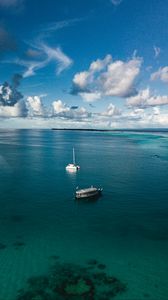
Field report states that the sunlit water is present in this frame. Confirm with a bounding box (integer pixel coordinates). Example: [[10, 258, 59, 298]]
[[0, 129, 168, 299]]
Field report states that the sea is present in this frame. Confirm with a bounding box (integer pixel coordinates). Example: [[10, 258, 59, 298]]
[[0, 129, 168, 300]]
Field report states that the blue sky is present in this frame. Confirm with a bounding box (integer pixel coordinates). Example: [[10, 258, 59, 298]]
[[0, 0, 168, 128]]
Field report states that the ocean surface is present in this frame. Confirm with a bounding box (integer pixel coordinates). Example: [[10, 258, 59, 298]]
[[0, 129, 168, 300]]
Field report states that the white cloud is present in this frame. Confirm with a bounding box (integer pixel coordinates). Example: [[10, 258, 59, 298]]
[[101, 103, 121, 116], [153, 111, 168, 126], [151, 66, 168, 83], [119, 108, 168, 128], [0, 84, 12, 101], [99, 106, 168, 128], [15, 59, 49, 78], [1, 100, 168, 129], [72, 55, 112, 90], [100, 58, 141, 97], [12, 43, 73, 78], [79, 92, 101, 102], [127, 89, 150, 108], [72, 54, 142, 101], [73, 71, 91, 89], [110, 0, 123, 5], [153, 46, 161, 58], [38, 18, 83, 40], [0, 100, 26, 117], [0, 80, 27, 118], [26, 96, 45, 117], [52, 99, 69, 114], [41, 44, 73, 75], [127, 88, 168, 108], [89, 54, 112, 72], [52, 100, 90, 119], [146, 96, 168, 107]]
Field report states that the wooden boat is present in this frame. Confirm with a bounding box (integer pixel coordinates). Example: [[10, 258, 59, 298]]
[[75, 186, 102, 199]]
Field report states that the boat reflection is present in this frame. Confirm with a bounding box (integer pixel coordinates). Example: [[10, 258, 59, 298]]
[[66, 168, 77, 174], [75, 193, 102, 205]]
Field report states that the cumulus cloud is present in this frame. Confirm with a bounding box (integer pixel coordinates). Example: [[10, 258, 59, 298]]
[[73, 71, 91, 90], [101, 103, 121, 116], [0, 75, 27, 117], [2, 106, 168, 129], [26, 96, 45, 117], [24, 97, 90, 120], [0, 100, 26, 117], [1, 93, 168, 129], [152, 111, 168, 126], [151, 66, 168, 83], [72, 55, 112, 91], [52, 100, 90, 119], [127, 88, 168, 108], [100, 58, 141, 97], [126, 107, 168, 127], [96, 106, 168, 128], [72, 54, 142, 101], [0, 77, 22, 106]]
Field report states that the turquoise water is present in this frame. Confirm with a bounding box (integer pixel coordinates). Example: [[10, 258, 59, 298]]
[[0, 129, 168, 299]]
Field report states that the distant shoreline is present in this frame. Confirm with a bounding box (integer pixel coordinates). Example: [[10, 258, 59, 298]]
[[52, 128, 168, 133]]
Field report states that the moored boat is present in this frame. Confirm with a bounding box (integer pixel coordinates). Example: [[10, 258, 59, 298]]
[[75, 186, 103, 199], [66, 148, 80, 171]]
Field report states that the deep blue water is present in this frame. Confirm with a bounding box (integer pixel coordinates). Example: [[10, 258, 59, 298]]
[[0, 129, 168, 299]]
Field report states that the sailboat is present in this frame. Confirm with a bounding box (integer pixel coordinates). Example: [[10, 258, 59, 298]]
[[66, 148, 80, 171]]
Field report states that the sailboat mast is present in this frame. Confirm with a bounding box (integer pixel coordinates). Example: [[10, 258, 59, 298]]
[[73, 148, 76, 165]]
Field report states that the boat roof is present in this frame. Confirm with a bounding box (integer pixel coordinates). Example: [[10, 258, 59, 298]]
[[76, 187, 98, 194]]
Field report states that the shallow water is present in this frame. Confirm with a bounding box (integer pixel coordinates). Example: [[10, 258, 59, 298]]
[[0, 129, 168, 299]]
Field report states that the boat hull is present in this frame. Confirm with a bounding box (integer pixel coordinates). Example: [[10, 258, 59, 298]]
[[75, 188, 102, 199], [66, 164, 80, 171]]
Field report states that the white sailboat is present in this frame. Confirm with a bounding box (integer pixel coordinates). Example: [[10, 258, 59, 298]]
[[66, 148, 80, 171]]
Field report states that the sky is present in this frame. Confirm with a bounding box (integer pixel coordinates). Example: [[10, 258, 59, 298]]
[[0, 0, 168, 128]]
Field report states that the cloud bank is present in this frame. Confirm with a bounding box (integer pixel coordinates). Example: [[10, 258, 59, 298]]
[[52, 100, 90, 119], [127, 88, 168, 108]]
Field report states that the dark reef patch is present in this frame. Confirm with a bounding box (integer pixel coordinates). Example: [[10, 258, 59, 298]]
[[10, 215, 25, 223], [87, 259, 98, 266], [49, 255, 60, 260], [0, 243, 7, 250], [16, 261, 127, 300], [13, 241, 25, 249], [97, 263, 106, 270]]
